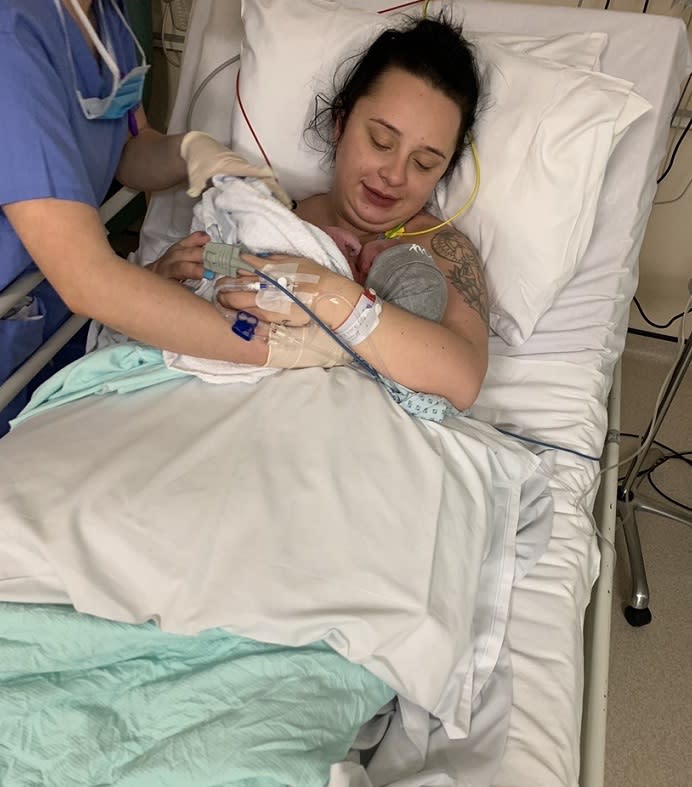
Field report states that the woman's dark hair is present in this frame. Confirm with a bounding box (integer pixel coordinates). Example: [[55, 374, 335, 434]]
[[307, 13, 482, 178]]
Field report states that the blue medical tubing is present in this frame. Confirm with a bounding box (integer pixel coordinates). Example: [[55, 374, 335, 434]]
[[223, 254, 601, 460], [254, 269, 601, 460], [493, 426, 600, 462], [238, 263, 386, 383]]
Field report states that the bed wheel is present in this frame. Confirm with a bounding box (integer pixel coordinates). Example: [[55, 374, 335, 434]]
[[624, 605, 652, 627]]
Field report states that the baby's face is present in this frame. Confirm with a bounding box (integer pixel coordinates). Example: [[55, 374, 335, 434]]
[[322, 225, 405, 285], [321, 225, 362, 281]]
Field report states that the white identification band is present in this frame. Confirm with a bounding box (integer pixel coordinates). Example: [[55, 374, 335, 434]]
[[334, 288, 382, 346]]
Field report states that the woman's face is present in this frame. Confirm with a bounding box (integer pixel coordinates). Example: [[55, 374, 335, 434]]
[[330, 67, 461, 237]]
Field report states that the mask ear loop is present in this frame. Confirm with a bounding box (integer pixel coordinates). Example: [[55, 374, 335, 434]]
[[107, 0, 149, 66], [61, 0, 122, 89], [384, 136, 481, 239]]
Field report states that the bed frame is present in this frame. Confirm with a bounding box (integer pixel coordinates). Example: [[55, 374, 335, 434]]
[[581, 361, 621, 787], [0, 182, 622, 787], [0, 187, 139, 414], [0, 0, 648, 781]]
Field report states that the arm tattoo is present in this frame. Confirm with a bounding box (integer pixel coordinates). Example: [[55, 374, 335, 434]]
[[431, 229, 489, 325]]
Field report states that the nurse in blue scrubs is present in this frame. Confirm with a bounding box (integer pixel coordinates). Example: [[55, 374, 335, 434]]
[[0, 0, 279, 422]]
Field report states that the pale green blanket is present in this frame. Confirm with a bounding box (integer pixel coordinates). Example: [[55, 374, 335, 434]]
[[12, 343, 182, 427], [13, 341, 461, 427], [0, 603, 394, 787]]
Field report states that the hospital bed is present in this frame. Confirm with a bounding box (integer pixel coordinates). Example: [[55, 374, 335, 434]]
[[0, 1, 690, 786]]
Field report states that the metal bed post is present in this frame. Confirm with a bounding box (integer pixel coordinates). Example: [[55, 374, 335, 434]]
[[617, 328, 692, 626], [580, 359, 621, 787]]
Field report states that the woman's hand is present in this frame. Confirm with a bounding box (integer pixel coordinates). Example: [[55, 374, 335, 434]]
[[214, 253, 362, 328], [212, 302, 349, 370], [147, 231, 209, 281]]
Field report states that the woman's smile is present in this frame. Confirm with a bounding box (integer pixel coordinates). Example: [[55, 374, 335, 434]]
[[361, 183, 398, 208]]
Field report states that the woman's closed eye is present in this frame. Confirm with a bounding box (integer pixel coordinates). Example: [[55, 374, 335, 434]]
[[414, 159, 435, 172], [370, 135, 392, 151]]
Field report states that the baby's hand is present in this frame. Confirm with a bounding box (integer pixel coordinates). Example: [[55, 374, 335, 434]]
[[357, 238, 402, 282], [322, 226, 362, 282]]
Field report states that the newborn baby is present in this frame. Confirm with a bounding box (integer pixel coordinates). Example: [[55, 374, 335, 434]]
[[321, 225, 448, 323]]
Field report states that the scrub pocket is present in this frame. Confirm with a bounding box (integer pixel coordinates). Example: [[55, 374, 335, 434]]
[[0, 296, 46, 436]]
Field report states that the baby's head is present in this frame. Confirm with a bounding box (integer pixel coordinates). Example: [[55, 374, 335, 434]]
[[321, 225, 362, 280]]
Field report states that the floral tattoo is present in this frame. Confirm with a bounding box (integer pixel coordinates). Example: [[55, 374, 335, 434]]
[[431, 229, 489, 325]]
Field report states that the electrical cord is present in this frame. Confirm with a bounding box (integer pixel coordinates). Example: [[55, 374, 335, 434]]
[[160, 2, 182, 68], [617, 431, 692, 511], [648, 465, 692, 512], [618, 433, 692, 473], [186, 55, 239, 132], [569, 293, 692, 552], [653, 175, 692, 205], [657, 115, 691, 184], [633, 295, 692, 330]]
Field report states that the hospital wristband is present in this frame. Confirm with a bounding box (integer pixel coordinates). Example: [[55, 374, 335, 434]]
[[334, 288, 382, 346]]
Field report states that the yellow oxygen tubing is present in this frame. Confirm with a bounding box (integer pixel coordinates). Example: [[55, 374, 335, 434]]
[[384, 136, 481, 239]]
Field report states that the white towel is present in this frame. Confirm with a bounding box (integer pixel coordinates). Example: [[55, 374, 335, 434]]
[[162, 176, 352, 383]]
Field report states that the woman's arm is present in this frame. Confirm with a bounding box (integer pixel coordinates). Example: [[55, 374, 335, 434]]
[[223, 227, 488, 410], [115, 108, 187, 192], [344, 227, 488, 409], [3, 198, 268, 365]]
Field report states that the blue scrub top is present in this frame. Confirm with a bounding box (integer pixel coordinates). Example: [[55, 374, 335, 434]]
[[0, 0, 137, 290]]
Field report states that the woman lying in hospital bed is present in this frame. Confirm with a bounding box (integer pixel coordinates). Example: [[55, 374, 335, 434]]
[[0, 10, 557, 786], [153, 14, 489, 410]]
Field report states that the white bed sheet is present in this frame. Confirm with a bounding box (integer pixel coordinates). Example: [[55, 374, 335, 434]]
[[131, 1, 690, 784], [0, 364, 553, 746], [458, 6, 690, 784], [325, 2, 690, 784], [1, 2, 688, 786], [454, 2, 691, 378]]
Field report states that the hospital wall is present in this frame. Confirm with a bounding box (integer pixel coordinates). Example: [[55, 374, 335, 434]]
[[148, 0, 692, 338]]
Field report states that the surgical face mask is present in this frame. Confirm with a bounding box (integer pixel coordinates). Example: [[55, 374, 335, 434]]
[[55, 0, 150, 121]]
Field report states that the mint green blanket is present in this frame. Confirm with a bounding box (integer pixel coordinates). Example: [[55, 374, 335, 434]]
[[0, 603, 394, 787], [12, 343, 181, 427]]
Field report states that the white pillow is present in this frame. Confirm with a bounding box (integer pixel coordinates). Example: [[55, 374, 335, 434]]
[[473, 30, 607, 71], [435, 37, 650, 344], [231, 0, 650, 345]]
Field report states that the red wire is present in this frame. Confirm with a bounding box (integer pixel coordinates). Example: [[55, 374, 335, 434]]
[[236, 1, 427, 167], [377, 1, 424, 12], [235, 69, 272, 169]]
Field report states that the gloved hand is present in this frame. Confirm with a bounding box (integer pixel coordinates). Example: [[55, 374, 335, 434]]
[[180, 131, 293, 207], [265, 321, 350, 369]]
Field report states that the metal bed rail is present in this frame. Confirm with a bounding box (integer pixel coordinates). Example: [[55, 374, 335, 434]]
[[580, 359, 621, 787], [0, 187, 140, 412]]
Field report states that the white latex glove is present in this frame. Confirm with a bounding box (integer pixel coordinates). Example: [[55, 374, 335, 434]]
[[180, 131, 293, 207]]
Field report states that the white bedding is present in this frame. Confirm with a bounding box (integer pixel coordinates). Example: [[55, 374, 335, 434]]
[[0, 365, 552, 746], [0, 1, 689, 786]]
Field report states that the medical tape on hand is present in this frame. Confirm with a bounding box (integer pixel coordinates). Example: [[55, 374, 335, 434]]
[[334, 288, 382, 346], [256, 263, 319, 314]]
